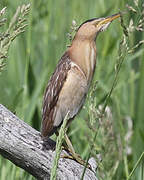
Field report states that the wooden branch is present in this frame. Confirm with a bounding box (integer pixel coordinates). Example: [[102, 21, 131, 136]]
[[0, 104, 98, 180]]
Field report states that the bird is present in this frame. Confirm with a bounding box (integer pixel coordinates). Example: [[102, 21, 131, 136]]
[[41, 13, 120, 165]]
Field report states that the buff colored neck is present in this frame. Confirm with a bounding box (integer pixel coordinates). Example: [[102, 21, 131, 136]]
[[68, 39, 96, 82]]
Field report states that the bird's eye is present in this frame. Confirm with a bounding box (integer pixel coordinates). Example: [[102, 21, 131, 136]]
[[93, 21, 100, 27], [94, 23, 98, 27]]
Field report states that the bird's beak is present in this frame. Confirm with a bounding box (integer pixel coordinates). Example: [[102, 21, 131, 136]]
[[97, 13, 120, 28]]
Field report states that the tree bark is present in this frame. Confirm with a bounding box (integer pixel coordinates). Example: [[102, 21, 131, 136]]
[[0, 104, 97, 180]]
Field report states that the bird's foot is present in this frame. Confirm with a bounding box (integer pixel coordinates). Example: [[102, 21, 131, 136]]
[[61, 152, 92, 170]]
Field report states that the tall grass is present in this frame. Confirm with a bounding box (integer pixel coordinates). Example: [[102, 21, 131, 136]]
[[0, 0, 144, 179]]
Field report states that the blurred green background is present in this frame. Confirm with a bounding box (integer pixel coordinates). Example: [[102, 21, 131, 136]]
[[0, 0, 144, 179]]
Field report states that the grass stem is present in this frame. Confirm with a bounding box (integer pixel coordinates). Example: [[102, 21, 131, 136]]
[[50, 112, 69, 180], [127, 151, 144, 180]]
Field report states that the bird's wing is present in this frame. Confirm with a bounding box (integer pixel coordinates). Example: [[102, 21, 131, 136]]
[[41, 52, 71, 137]]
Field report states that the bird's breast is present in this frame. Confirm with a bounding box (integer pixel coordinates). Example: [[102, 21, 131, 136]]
[[53, 64, 88, 127]]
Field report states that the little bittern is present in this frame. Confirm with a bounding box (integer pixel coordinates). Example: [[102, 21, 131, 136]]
[[41, 13, 120, 165]]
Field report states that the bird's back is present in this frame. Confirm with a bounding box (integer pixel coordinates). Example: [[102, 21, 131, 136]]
[[41, 52, 71, 137]]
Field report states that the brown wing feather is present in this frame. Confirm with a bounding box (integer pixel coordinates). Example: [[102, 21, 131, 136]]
[[41, 52, 71, 137]]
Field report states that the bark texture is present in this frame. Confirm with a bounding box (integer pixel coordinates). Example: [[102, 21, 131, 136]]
[[0, 104, 97, 180]]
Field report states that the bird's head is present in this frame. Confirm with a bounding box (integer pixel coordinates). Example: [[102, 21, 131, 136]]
[[74, 13, 120, 41]]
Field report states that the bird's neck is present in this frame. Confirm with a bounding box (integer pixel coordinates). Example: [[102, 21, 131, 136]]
[[68, 40, 96, 82]]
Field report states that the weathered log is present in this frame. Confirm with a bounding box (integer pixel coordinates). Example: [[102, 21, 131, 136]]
[[0, 104, 97, 180]]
